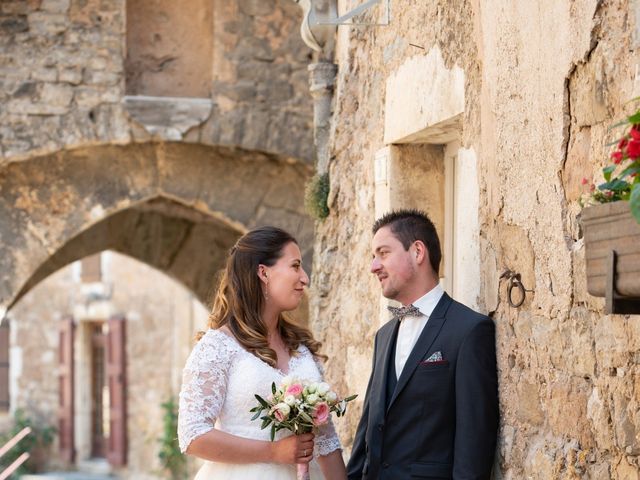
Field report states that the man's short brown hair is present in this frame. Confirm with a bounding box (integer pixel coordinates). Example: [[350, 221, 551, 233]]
[[373, 209, 442, 274]]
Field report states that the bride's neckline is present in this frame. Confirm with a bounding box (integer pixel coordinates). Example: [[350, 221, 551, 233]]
[[211, 328, 300, 376]]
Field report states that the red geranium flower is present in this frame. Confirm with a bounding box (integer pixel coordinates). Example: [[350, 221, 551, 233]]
[[626, 139, 640, 159], [611, 150, 623, 164], [618, 137, 628, 149]]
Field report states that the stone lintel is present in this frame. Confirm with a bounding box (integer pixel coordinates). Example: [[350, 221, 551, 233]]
[[384, 48, 464, 145], [390, 113, 463, 145], [123, 95, 213, 141]]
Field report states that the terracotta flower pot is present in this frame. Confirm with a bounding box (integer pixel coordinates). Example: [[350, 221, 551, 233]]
[[582, 201, 640, 297]]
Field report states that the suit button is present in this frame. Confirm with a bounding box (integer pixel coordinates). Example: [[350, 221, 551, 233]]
[[382, 462, 390, 469], [377, 423, 383, 432]]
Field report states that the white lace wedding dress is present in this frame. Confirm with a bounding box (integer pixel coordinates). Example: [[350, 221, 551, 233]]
[[178, 329, 342, 479]]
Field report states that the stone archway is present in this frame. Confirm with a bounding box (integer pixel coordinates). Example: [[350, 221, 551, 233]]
[[0, 142, 314, 315]]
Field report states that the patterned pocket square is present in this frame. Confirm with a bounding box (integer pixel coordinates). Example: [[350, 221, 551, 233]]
[[424, 351, 443, 362], [420, 350, 449, 367]]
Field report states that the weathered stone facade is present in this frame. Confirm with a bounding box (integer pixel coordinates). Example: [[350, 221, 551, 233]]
[[311, 1, 640, 478]]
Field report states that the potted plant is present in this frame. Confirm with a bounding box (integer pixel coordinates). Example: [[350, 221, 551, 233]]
[[581, 105, 640, 300]]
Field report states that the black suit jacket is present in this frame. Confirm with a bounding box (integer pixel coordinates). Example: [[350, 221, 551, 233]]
[[347, 293, 499, 480]]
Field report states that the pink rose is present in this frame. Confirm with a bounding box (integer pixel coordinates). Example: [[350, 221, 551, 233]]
[[313, 402, 330, 426], [272, 403, 291, 422], [285, 383, 303, 397]]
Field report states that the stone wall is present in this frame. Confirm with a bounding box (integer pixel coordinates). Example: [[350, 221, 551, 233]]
[[312, 1, 640, 478], [0, 0, 313, 161], [5, 251, 208, 477]]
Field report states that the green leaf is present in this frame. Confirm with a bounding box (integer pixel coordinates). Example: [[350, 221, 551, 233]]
[[631, 183, 640, 224], [343, 394, 358, 402], [628, 112, 640, 124], [255, 394, 270, 408], [251, 410, 262, 421], [261, 416, 272, 430], [603, 165, 617, 182], [598, 179, 630, 192], [272, 382, 277, 394], [270, 424, 276, 441], [618, 165, 640, 180]]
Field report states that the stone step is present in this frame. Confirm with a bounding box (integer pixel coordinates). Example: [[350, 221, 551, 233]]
[[76, 459, 112, 476], [21, 474, 115, 480]]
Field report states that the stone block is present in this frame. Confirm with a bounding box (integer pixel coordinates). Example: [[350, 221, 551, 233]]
[[256, 80, 294, 103], [41, 0, 70, 13], [0, 14, 29, 33], [7, 83, 73, 115], [31, 68, 57, 82], [40, 82, 73, 107], [83, 70, 121, 86], [28, 12, 67, 35], [238, 0, 275, 16], [59, 67, 82, 85], [516, 380, 544, 426], [234, 36, 275, 62], [75, 87, 120, 107]]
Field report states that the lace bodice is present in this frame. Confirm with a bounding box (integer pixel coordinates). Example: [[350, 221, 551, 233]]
[[178, 329, 341, 458]]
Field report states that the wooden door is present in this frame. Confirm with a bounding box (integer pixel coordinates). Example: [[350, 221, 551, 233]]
[[106, 315, 127, 466], [58, 315, 75, 463], [90, 324, 106, 458]]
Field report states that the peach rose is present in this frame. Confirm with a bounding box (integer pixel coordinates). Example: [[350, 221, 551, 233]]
[[272, 403, 291, 422]]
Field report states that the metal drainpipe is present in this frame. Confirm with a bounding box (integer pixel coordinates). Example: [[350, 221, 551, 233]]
[[308, 61, 337, 175]]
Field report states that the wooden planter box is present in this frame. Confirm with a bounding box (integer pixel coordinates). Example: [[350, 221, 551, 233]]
[[582, 201, 640, 298]]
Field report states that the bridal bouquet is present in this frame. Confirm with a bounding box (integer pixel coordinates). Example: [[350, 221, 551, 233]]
[[250, 376, 357, 480]]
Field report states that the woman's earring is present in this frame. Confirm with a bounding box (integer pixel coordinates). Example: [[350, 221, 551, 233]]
[[264, 276, 269, 302]]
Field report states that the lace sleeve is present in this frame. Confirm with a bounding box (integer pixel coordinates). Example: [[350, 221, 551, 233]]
[[315, 416, 342, 457], [312, 356, 342, 457], [177, 330, 237, 453]]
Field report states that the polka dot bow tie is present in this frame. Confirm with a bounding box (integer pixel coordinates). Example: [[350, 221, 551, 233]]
[[387, 304, 421, 321]]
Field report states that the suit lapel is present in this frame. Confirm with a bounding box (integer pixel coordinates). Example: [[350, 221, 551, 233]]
[[371, 319, 400, 419], [387, 293, 453, 411]]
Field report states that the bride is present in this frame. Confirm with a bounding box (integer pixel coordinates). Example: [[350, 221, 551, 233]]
[[178, 226, 347, 479]]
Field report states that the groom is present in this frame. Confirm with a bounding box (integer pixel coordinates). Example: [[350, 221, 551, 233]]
[[347, 209, 499, 479]]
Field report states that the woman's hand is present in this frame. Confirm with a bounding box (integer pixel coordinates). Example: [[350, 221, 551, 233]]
[[271, 433, 315, 464]]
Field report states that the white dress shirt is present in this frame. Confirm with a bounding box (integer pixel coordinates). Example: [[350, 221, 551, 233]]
[[395, 284, 445, 379]]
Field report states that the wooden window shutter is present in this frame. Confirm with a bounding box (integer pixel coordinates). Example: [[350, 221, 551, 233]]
[[0, 319, 9, 412], [58, 315, 75, 463], [106, 315, 127, 466]]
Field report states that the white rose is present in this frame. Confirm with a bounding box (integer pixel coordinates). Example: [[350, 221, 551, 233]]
[[284, 395, 296, 406], [326, 391, 338, 403], [306, 394, 319, 405], [276, 403, 291, 418], [317, 382, 330, 395], [307, 383, 318, 394], [281, 376, 293, 387]]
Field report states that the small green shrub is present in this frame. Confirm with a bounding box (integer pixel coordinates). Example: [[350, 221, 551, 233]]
[[0, 409, 55, 477], [305, 172, 330, 220], [158, 397, 187, 480]]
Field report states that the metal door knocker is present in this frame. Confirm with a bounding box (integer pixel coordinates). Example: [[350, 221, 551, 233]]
[[500, 270, 534, 308]]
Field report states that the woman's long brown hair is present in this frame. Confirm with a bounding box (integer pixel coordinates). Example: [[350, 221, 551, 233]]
[[198, 226, 325, 366]]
